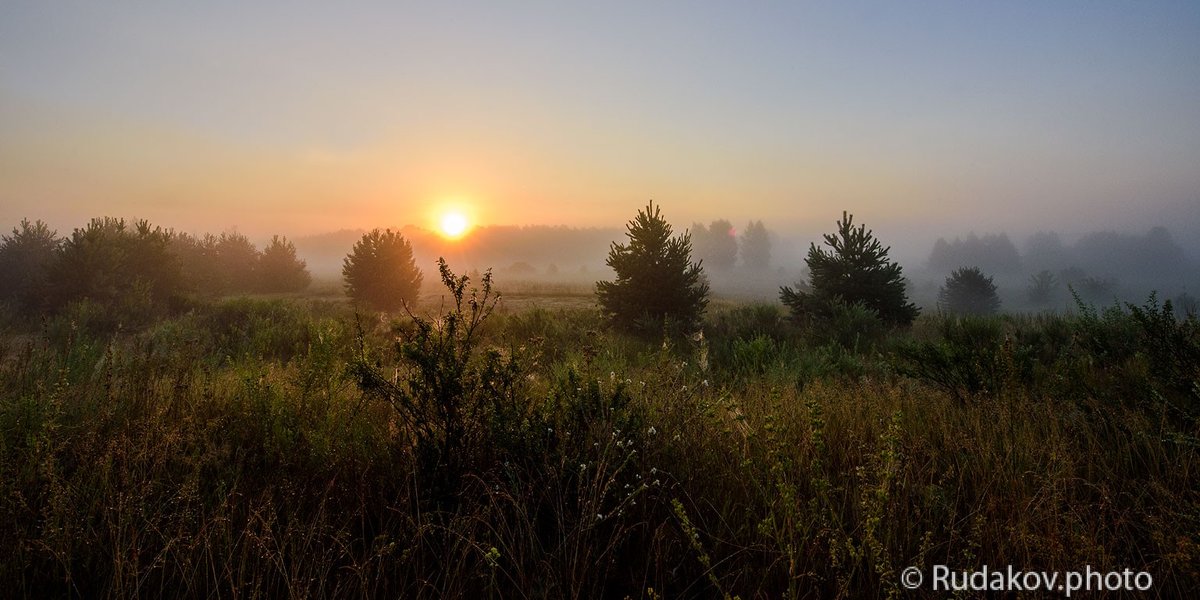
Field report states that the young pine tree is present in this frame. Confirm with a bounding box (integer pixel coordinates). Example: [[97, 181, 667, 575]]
[[780, 211, 918, 326], [343, 229, 423, 311], [596, 202, 708, 333], [258, 235, 312, 292], [0, 219, 60, 313]]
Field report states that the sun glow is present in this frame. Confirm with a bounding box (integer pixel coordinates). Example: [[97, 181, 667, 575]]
[[439, 212, 470, 239]]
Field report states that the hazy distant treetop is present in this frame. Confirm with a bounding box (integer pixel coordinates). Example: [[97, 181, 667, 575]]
[[1027, 270, 1060, 306], [781, 211, 917, 326], [691, 219, 737, 271], [1072, 227, 1189, 281], [343, 228, 423, 312], [929, 233, 1021, 275], [596, 201, 708, 333], [740, 220, 770, 270]]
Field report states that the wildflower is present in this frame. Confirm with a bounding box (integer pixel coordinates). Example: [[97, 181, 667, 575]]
[[651, 467, 657, 475], [648, 426, 657, 435]]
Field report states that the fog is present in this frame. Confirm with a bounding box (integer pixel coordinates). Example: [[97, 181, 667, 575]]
[[277, 213, 1199, 312]]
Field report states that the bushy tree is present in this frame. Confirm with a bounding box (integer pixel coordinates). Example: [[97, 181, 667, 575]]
[[596, 202, 708, 333], [0, 219, 60, 313], [45, 217, 182, 323], [213, 231, 260, 293], [258, 235, 311, 292], [343, 228, 423, 311], [780, 211, 918, 326], [692, 219, 737, 271], [740, 220, 770, 270], [939, 266, 1001, 315]]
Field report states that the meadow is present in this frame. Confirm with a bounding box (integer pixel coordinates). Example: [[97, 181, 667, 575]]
[[0, 274, 1197, 598]]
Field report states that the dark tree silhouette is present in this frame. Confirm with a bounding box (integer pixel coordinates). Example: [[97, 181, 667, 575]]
[[1027, 270, 1059, 306], [691, 219, 737, 271], [740, 220, 770, 270], [258, 235, 311, 292], [45, 217, 182, 322], [780, 211, 918, 326], [0, 219, 60, 313], [939, 267, 1001, 315], [343, 228, 423, 311], [596, 202, 708, 333], [214, 231, 260, 294], [170, 232, 224, 295], [929, 233, 1021, 275]]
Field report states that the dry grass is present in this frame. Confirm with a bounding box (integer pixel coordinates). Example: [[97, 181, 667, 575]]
[[0, 294, 1196, 598]]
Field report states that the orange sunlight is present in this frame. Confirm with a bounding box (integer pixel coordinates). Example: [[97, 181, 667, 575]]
[[438, 211, 470, 239]]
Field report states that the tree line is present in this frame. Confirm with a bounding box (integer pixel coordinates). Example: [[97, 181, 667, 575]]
[[0, 218, 310, 326]]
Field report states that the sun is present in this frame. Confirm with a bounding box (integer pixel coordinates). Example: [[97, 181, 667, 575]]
[[439, 212, 470, 239]]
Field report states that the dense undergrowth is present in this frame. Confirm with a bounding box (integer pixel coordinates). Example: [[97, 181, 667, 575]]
[[1, 276, 1197, 598]]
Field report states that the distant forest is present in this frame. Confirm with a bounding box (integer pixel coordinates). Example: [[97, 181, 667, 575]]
[[2, 215, 1197, 319]]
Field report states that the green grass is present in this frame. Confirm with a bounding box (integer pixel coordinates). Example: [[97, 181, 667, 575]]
[[0, 290, 1197, 598]]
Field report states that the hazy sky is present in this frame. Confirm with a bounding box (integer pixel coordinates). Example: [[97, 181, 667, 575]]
[[2, 1, 1198, 243]]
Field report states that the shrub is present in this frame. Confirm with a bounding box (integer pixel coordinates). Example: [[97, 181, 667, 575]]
[[342, 228, 423, 311], [780, 211, 918, 326], [895, 316, 1027, 403], [938, 266, 1001, 315], [808, 296, 887, 351], [350, 259, 531, 505], [596, 202, 708, 334]]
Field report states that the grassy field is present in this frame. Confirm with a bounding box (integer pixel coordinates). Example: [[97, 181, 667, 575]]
[[0, 278, 1197, 598]]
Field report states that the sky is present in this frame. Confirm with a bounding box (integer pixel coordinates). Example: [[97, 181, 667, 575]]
[[2, 1, 1198, 248]]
